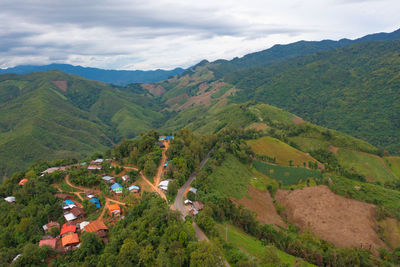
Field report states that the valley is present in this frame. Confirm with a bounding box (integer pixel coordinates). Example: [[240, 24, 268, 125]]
[[1, 28, 400, 266]]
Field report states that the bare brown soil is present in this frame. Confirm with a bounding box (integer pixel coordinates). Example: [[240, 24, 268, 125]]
[[52, 81, 67, 92], [178, 81, 228, 110], [141, 84, 166, 96], [234, 186, 286, 228], [329, 145, 340, 154], [291, 116, 305, 124], [275, 185, 385, 251]]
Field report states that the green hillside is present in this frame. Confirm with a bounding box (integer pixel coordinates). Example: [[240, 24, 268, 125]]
[[224, 40, 400, 154], [0, 71, 164, 177]]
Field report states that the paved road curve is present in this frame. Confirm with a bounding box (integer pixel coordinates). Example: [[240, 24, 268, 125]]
[[172, 150, 212, 216]]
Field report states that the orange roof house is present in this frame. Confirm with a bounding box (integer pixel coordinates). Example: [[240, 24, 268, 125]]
[[39, 238, 57, 249], [84, 220, 108, 233], [61, 233, 79, 247], [108, 204, 121, 217], [19, 179, 28, 186], [60, 224, 76, 236]]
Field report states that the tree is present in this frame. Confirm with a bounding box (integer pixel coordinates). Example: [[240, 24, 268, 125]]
[[190, 241, 224, 267]]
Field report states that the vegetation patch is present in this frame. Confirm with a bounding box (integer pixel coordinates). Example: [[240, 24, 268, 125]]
[[336, 149, 397, 182], [215, 223, 314, 266], [326, 174, 400, 220], [253, 160, 321, 186], [248, 136, 319, 167], [385, 156, 400, 178], [208, 154, 253, 199]]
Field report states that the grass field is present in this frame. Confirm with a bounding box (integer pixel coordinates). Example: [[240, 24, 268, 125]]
[[253, 161, 321, 186], [379, 218, 400, 249], [288, 136, 330, 152], [247, 136, 319, 167], [385, 156, 400, 178], [208, 154, 253, 199], [216, 223, 315, 266], [336, 149, 398, 183], [326, 174, 400, 220]]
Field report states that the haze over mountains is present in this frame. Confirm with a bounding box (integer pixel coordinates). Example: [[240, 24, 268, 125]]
[[1, 28, 400, 178], [0, 64, 185, 85]]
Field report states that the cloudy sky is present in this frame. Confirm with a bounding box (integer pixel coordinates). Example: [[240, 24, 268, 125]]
[[0, 0, 399, 70]]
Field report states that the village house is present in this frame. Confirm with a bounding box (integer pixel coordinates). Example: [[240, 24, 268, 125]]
[[39, 238, 57, 249], [91, 159, 104, 165], [84, 220, 108, 239], [64, 212, 77, 222], [60, 223, 76, 237], [108, 204, 121, 217], [85, 190, 95, 199], [42, 221, 60, 232], [102, 175, 114, 183], [61, 233, 80, 248], [189, 187, 197, 194], [88, 165, 102, 170], [122, 175, 129, 182], [4, 196, 16, 203], [128, 185, 140, 193], [79, 221, 90, 231], [62, 200, 76, 210], [70, 207, 86, 219], [89, 198, 101, 208], [41, 166, 66, 175], [110, 183, 123, 194], [158, 180, 171, 192]]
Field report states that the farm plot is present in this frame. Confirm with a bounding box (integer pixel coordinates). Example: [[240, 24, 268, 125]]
[[253, 161, 321, 186]]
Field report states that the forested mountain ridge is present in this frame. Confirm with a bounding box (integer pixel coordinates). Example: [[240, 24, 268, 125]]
[[149, 35, 400, 154], [0, 63, 185, 85], [0, 70, 166, 178]]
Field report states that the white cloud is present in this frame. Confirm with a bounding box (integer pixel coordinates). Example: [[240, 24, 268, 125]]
[[0, 0, 398, 70]]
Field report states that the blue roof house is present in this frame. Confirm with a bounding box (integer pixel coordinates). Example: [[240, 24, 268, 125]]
[[89, 198, 101, 208]]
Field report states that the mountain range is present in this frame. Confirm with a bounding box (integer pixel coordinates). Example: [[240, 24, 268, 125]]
[[0, 64, 185, 85], [1, 28, 400, 178]]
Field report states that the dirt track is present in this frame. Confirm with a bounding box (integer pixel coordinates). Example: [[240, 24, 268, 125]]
[[234, 186, 286, 228], [275, 185, 385, 251]]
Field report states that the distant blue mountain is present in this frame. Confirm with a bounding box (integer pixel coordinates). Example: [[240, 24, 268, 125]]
[[0, 64, 185, 85]]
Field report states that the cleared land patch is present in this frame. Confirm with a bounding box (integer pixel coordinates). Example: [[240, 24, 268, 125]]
[[275, 185, 386, 251], [52, 80, 67, 92], [253, 161, 321, 186], [247, 136, 320, 167], [336, 148, 397, 182], [234, 186, 286, 227]]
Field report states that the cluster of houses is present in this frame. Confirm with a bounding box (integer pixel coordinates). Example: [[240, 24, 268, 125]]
[[36, 191, 111, 252], [184, 188, 204, 216], [102, 174, 140, 195], [38, 219, 110, 252]]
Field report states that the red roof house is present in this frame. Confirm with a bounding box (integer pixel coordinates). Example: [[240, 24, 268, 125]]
[[60, 224, 76, 236]]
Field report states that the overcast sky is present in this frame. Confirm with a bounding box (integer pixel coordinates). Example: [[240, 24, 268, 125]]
[[0, 0, 399, 70]]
